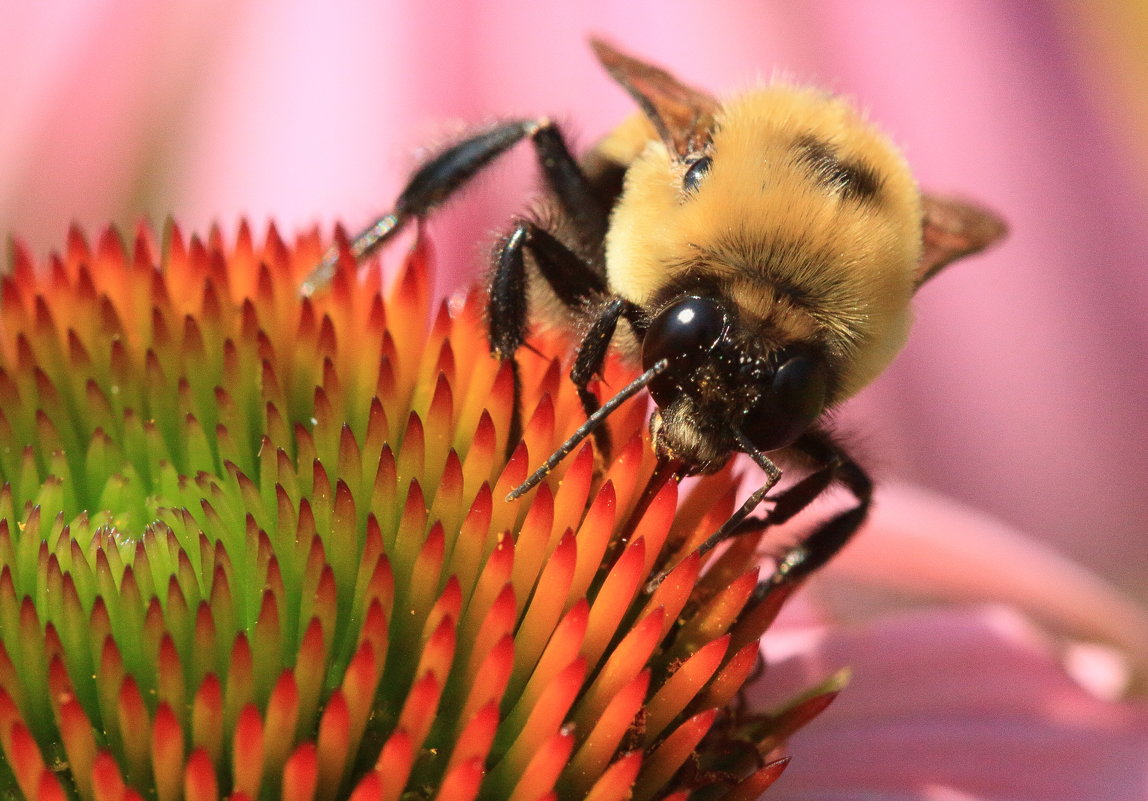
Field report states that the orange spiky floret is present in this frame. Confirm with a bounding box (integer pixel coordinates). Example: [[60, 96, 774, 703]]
[[0, 221, 833, 800]]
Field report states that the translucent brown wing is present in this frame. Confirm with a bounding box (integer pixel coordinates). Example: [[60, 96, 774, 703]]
[[591, 37, 719, 161], [916, 195, 1008, 288]]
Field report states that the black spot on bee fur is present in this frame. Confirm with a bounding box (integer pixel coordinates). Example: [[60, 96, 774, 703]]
[[794, 135, 881, 203]]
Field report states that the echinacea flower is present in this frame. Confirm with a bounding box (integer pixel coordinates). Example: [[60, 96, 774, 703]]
[[0, 221, 836, 801]]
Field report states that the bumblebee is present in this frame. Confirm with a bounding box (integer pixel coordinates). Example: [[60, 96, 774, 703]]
[[302, 39, 1005, 588]]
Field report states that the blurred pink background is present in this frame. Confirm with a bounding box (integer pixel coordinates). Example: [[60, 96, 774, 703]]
[[2, 1, 1146, 607]]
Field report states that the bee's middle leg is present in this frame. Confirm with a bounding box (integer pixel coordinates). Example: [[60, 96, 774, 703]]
[[488, 220, 631, 456]]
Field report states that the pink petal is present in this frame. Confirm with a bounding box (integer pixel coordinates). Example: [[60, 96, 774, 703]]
[[813, 482, 1148, 687], [758, 606, 1148, 801], [0, 1, 226, 247]]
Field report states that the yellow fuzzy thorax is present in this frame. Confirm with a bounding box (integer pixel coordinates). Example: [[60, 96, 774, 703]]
[[602, 85, 923, 400]]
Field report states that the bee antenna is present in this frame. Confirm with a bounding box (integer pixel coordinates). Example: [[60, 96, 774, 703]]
[[506, 358, 670, 501]]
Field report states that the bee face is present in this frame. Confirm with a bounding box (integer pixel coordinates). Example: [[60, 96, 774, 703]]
[[607, 86, 922, 406], [638, 294, 831, 468]]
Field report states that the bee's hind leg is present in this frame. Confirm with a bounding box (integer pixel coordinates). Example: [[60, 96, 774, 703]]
[[303, 120, 542, 295]]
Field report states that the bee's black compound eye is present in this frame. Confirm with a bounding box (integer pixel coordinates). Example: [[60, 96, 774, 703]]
[[642, 296, 727, 406], [741, 348, 829, 452], [682, 156, 712, 194]]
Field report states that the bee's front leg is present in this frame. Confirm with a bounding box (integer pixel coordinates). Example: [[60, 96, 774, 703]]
[[569, 296, 643, 461], [733, 430, 873, 587], [650, 430, 872, 593]]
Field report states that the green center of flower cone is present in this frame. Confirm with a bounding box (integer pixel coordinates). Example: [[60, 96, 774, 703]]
[[0, 222, 838, 801]]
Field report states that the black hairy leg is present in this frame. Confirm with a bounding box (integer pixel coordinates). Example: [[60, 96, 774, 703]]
[[300, 116, 617, 458], [744, 430, 873, 588], [301, 117, 608, 295], [645, 429, 871, 593], [303, 121, 530, 295], [488, 219, 620, 454], [568, 296, 644, 459]]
